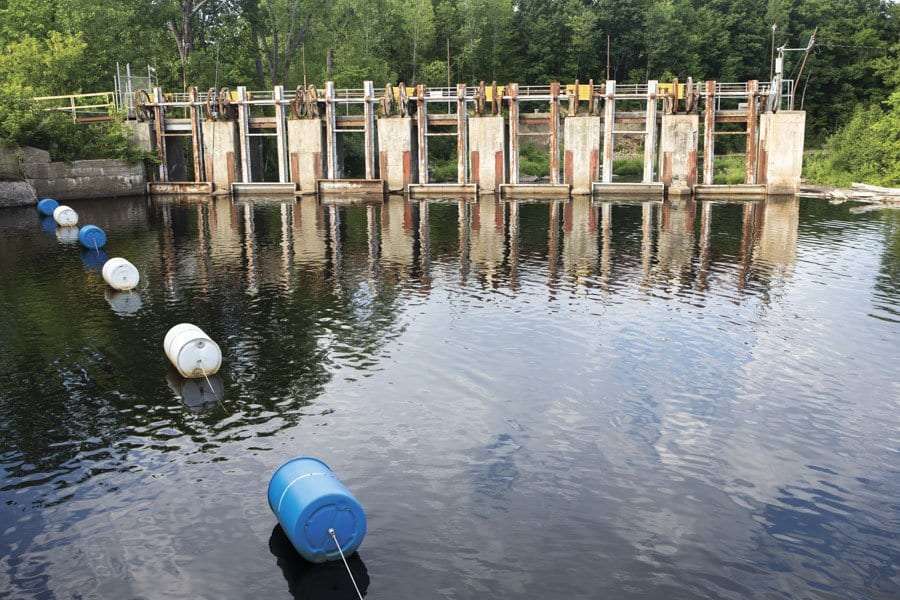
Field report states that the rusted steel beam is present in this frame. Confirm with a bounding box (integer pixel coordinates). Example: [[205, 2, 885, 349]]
[[188, 87, 205, 183], [508, 83, 520, 185], [549, 81, 560, 184], [416, 84, 428, 184], [363, 80, 376, 180], [152, 87, 168, 181], [457, 83, 468, 184], [643, 80, 658, 183], [236, 86, 252, 182], [325, 81, 337, 179], [602, 80, 615, 184], [569, 79, 578, 115], [745, 79, 758, 184], [274, 85, 289, 183], [703, 80, 716, 185]]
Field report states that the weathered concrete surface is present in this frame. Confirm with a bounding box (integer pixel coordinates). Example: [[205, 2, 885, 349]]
[[468, 116, 505, 193], [563, 116, 601, 194], [203, 120, 241, 189], [125, 121, 154, 153], [288, 119, 325, 193], [376, 117, 416, 192], [0, 180, 37, 208], [0, 145, 22, 180], [758, 111, 805, 195], [26, 159, 145, 200], [659, 114, 699, 195]]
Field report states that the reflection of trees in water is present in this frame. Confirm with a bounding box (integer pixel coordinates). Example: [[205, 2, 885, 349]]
[[0, 196, 417, 507]]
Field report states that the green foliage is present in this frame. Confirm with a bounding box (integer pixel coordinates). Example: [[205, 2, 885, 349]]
[[520, 143, 549, 178], [613, 158, 642, 181], [803, 92, 900, 187], [713, 154, 746, 185]]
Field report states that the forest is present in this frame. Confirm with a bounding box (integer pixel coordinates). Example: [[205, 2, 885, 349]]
[[0, 0, 898, 185]]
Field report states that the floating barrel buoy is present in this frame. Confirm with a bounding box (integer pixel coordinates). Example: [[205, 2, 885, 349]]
[[55, 226, 79, 244], [102, 257, 140, 291], [105, 289, 143, 316], [37, 198, 59, 216], [163, 323, 222, 378], [53, 205, 78, 227], [268, 457, 367, 564], [78, 225, 107, 249]]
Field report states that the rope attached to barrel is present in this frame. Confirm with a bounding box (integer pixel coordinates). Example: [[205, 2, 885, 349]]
[[329, 528, 364, 600]]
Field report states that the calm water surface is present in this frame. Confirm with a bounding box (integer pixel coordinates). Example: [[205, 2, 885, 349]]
[[0, 195, 897, 599]]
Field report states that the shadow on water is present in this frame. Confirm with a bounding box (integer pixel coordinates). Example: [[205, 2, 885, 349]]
[[165, 369, 225, 412], [269, 525, 370, 599]]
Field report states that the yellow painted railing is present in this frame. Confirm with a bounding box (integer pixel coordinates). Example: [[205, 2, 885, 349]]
[[32, 92, 116, 122]]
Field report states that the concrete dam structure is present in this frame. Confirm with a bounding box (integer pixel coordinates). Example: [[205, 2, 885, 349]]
[[129, 76, 804, 199]]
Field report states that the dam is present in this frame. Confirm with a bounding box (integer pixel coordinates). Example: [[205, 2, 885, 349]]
[[124, 75, 804, 200]]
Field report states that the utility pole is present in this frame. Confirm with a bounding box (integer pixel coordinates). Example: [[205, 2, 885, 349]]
[[302, 44, 307, 88], [606, 35, 611, 81], [770, 24, 777, 81]]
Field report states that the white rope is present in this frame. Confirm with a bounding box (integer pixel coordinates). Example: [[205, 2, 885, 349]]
[[329, 528, 364, 600]]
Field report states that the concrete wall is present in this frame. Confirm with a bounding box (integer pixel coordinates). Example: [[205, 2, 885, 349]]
[[759, 111, 805, 195], [125, 121, 154, 153], [659, 114, 698, 195], [288, 119, 325, 193], [563, 116, 601, 194], [468, 116, 505, 193], [203, 120, 241, 188], [25, 158, 145, 200], [377, 117, 416, 192]]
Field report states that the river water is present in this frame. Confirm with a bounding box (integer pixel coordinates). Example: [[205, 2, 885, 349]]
[[0, 195, 897, 599]]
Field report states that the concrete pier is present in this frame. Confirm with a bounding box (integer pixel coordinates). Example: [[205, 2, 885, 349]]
[[468, 116, 505, 193], [288, 119, 325, 193], [377, 117, 416, 192], [758, 111, 805, 195], [659, 114, 699, 196], [563, 116, 601, 194], [203, 121, 241, 188]]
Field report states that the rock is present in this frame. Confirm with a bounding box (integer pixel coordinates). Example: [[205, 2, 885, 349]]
[[0, 180, 37, 208]]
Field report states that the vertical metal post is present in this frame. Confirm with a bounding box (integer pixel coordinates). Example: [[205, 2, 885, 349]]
[[745, 79, 759, 184], [602, 80, 615, 184], [236, 86, 252, 183], [152, 87, 168, 181], [456, 83, 468, 184], [549, 81, 560, 184], [363, 80, 376, 180], [703, 80, 716, 185], [643, 80, 658, 183], [274, 85, 289, 183], [508, 83, 520, 185], [416, 84, 428, 184], [188, 87, 205, 182], [325, 81, 337, 179]]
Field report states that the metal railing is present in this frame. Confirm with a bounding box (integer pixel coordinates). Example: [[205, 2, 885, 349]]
[[32, 92, 116, 122]]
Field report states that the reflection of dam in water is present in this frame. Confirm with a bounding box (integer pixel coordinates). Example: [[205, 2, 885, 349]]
[[150, 195, 800, 300]]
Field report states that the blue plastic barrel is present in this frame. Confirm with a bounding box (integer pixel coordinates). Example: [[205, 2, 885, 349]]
[[36, 198, 59, 216], [267, 457, 367, 564], [78, 225, 108, 249]]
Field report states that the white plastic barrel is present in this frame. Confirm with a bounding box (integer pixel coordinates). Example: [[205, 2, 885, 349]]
[[53, 205, 78, 227], [164, 323, 222, 378], [102, 258, 140, 291]]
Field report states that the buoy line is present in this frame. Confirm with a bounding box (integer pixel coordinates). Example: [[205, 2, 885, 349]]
[[329, 528, 364, 600]]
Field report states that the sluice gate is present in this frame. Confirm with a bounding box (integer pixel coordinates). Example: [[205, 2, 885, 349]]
[[128, 77, 803, 198]]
